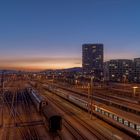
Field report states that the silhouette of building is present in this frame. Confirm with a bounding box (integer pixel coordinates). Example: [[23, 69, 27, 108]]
[[104, 59, 133, 82], [82, 43, 103, 79], [133, 58, 140, 83]]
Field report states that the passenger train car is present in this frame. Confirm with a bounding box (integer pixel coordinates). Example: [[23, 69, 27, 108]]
[[42, 104, 62, 132], [94, 105, 140, 136], [28, 88, 47, 112]]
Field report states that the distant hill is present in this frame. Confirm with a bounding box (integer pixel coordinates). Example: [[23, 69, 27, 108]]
[[0, 70, 20, 74], [63, 67, 82, 72], [41, 67, 82, 73]]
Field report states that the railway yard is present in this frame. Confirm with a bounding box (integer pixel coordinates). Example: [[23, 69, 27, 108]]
[[0, 76, 140, 140], [0, 81, 52, 140]]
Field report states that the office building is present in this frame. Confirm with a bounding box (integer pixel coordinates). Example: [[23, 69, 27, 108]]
[[133, 58, 140, 83], [104, 59, 133, 82], [82, 43, 103, 79]]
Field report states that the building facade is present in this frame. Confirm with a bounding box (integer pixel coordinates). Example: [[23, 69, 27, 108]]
[[103, 61, 110, 81], [82, 43, 103, 79], [104, 59, 133, 82], [133, 58, 140, 83]]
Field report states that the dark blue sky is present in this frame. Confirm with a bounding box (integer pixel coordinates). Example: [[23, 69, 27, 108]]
[[0, 0, 140, 69]]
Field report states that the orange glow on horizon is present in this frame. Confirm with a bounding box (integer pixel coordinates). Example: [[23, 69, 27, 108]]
[[0, 57, 82, 71], [0, 64, 82, 71]]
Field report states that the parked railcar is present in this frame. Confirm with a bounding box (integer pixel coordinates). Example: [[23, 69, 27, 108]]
[[69, 95, 88, 109], [28, 88, 47, 112], [29, 81, 37, 88], [42, 105, 62, 132]]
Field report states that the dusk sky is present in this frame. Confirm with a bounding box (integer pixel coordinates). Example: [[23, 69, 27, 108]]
[[0, 0, 140, 70]]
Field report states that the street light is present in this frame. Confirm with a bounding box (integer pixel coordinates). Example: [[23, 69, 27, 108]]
[[133, 86, 138, 97], [123, 75, 127, 92], [89, 76, 94, 119], [88, 83, 90, 114]]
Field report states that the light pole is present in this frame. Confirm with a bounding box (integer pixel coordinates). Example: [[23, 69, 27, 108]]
[[1, 70, 5, 127], [133, 86, 138, 97], [88, 83, 90, 114], [90, 76, 94, 119], [123, 75, 126, 92], [1, 71, 5, 92]]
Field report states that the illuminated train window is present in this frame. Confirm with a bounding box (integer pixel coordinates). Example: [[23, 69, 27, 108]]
[[118, 117, 123, 123], [130, 122, 135, 129], [109, 113, 113, 118], [98, 108, 101, 113], [124, 120, 129, 126], [136, 125, 140, 131], [114, 115, 118, 121], [101, 110, 105, 115], [95, 107, 98, 111], [105, 112, 109, 116]]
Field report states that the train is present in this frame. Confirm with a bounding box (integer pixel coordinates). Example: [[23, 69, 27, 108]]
[[28, 81, 38, 88], [27, 87, 62, 132], [28, 88, 47, 112], [42, 105, 62, 132], [44, 84, 140, 138]]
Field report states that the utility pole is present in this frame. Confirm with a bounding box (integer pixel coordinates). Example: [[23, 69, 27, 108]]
[[90, 76, 94, 119], [1, 70, 5, 127], [88, 83, 90, 114], [88, 76, 94, 119], [1, 71, 5, 94]]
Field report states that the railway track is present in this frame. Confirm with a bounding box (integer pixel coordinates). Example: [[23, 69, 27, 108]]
[[3, 88, 41, 140], [48, 82, 140, 104], [20, 90, 41, 140], [42, 89, 108, 140], [3, 90, 27, 140], [63, 119, 88, 140]]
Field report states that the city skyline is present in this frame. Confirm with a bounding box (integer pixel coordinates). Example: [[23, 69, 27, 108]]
[[0, 0, 140, 70]]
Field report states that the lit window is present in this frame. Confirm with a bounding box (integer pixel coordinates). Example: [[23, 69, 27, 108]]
[[124, 120, 129, 126], [118, 117, 123, 123], [98, 109, 101, 113], [95, 107, 98, 111], [130, 122, 135, 129], [92, 46, 96, 49], [112, 75, 115, 77], [114, 115, 118, 121], [136, 125, 140, 131], [101, 110, 105, 114], [105, 112, 109, 116], [109, 114, 113, 118]]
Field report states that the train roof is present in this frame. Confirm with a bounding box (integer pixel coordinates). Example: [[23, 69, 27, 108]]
[[31, 89, 46, 102], [42, 105, 61, 119]]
